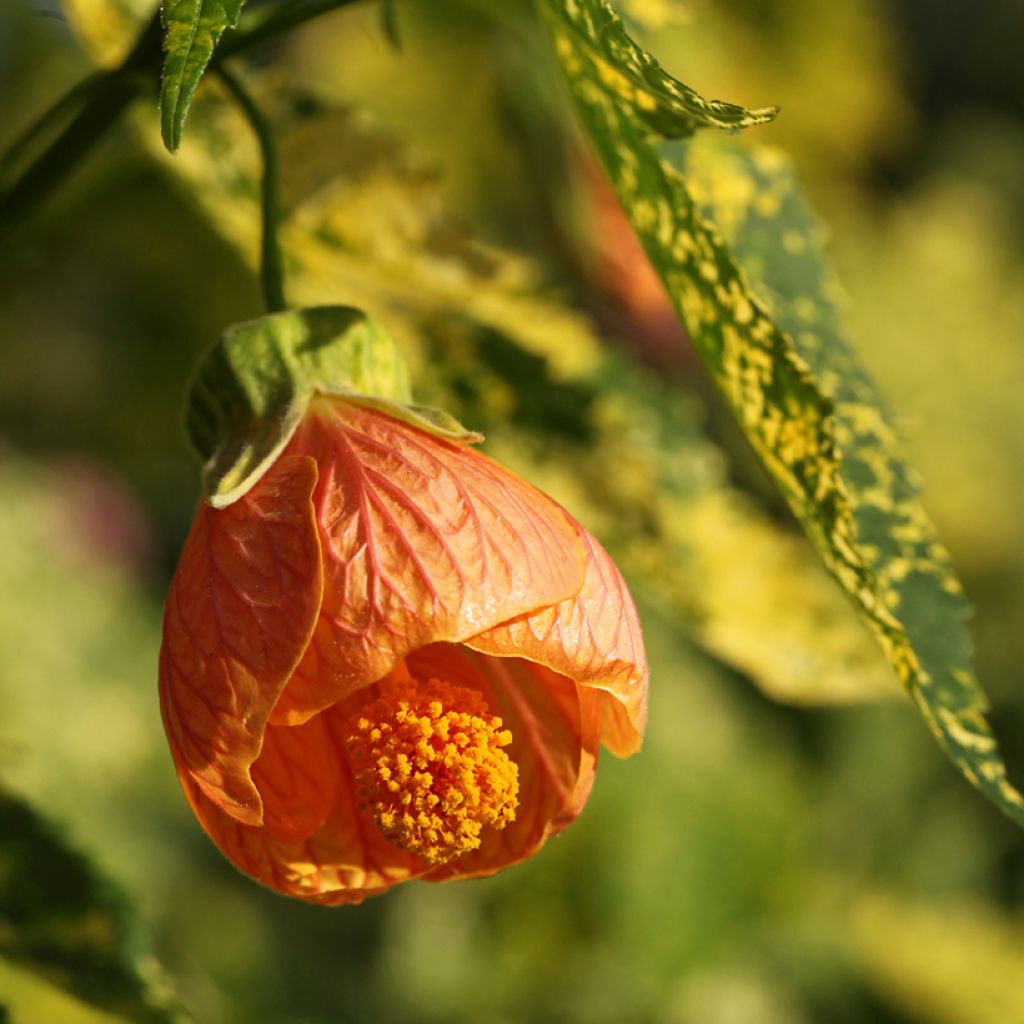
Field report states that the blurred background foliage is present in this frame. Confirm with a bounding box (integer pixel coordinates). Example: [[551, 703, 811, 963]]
[[2, 0, 1024, 1021]]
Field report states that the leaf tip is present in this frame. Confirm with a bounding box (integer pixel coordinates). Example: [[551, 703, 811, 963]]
[[158, 82, 184, 154]]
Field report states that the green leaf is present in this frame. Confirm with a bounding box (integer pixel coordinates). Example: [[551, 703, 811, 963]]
[[546, 0, 776, 138], [541, 0, 1024, 826], [159, 0, 246, 152], [187, 305, 481, 507], [0, 790, 189, 1023]]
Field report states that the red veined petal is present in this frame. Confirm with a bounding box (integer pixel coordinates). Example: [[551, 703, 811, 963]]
[[172, 646, 603, 903], [250, 715, 336, 843], [270, 400, 587, 725], [174, 686, 432, 905], [463, 524, 647, 756], [159, 454, 323, 824]]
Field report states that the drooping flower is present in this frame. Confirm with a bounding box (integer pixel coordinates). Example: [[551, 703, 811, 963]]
[[159, 308, 647, 904]]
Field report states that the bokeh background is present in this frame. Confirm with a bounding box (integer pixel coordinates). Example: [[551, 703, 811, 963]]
[[2, 0, 1024, 1021]]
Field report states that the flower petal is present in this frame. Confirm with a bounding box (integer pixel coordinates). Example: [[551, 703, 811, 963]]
[[159, 454, 324, 824], [464, 525, 648, 755], [172, 648, 603, 903], [404, 644, 601, 882], [174, 688, 429, 904], [270, 400, 587, 724], [250, 716, 336, 843]]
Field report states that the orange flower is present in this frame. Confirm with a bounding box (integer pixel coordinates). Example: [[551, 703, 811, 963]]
[[160, 395, 647, 904]]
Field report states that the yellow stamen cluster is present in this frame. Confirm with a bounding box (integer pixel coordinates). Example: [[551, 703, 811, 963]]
[[347, 672, 519, 864]]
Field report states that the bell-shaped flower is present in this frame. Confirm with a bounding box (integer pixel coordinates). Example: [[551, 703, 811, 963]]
[[160, 308, 647, 904]]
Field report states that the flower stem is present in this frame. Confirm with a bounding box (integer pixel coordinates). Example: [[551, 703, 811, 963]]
[[216, 65, 286, 314]]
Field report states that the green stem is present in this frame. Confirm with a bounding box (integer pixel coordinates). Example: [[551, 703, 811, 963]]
[[0, 12, 163, 237], [0, 0, 362, 239], [216, 65, 286, 314], [219, 0, 362, 59], [0, 70, 106, 179]]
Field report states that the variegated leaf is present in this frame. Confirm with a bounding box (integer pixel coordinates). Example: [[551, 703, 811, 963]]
[[541, 0, 1024, 826]]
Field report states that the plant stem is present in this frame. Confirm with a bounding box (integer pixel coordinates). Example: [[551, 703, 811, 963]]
[[216, 65, 286, 314], [0, 0, 362, 239], [220, 0, 362, 59], [0, 11, 162, 237], [0, 70, 106, 180]]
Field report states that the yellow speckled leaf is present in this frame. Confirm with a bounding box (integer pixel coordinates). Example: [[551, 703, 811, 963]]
[[548, 0, 776, 137], [542, 0, 1024, 827]]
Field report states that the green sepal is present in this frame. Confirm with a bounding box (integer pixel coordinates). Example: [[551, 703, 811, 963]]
[[186, 306, 482, 508]]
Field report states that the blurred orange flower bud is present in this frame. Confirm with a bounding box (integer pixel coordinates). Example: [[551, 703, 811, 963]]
[[160, 392, 647, 904]]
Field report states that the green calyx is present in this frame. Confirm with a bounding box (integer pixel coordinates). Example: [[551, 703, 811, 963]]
[[186, 306, 482, 507]]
